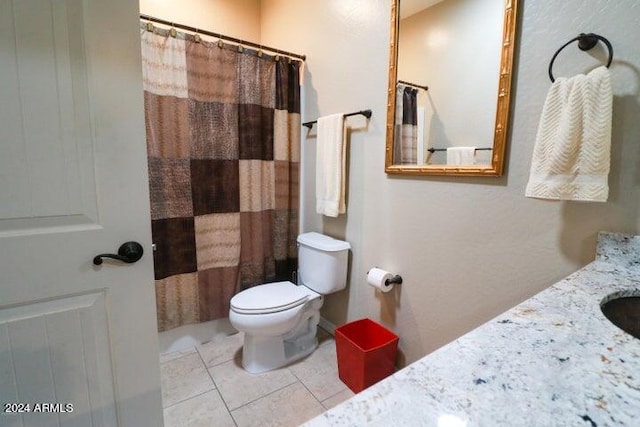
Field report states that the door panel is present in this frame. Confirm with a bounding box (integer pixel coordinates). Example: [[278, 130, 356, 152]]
[[0, 293, 117, 427], [0, 0, 97, 230]]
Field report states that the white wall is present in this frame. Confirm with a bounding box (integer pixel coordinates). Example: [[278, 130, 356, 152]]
[[139, 0, 261, 41], [261, 0, 640, 365], [398, 0, 502, 165]]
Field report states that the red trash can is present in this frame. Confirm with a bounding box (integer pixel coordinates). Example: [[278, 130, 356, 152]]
[[334, 318, 399, 393]]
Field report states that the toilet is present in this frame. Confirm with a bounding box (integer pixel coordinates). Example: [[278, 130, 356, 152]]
[[229, 232, 350, 373]]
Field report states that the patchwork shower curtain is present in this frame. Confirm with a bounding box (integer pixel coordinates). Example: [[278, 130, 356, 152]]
[[393, 84, 418, 164], [141, 25, 301, 331]]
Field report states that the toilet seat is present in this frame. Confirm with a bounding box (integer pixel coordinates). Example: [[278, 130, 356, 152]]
[[230, 281, 316, 315]]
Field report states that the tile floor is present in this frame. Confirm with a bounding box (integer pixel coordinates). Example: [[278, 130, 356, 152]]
[[160, 328, 355, 427]]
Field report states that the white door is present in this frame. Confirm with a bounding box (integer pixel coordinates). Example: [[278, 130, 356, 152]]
[[0, 0, 163, 426]]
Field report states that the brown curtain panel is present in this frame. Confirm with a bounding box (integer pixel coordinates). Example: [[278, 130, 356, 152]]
[[393, 85, 418, 165], [141, 26, 300, 332]]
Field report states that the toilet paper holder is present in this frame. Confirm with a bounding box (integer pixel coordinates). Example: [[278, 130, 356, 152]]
[[367, 269, 403, 286], [385, 275, 403, 286]]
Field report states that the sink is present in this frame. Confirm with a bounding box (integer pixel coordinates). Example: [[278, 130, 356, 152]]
[[601, 293, 640, 339]]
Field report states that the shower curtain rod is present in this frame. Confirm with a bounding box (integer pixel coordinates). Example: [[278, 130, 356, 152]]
[[398, 80, 429, 91], [140, 14, 306, 61]]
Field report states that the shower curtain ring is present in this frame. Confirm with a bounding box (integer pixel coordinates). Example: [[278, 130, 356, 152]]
[[169, 22, 177, 38], [146, 21, 154, 32], [194, 29, 201, 43], [217, 39, 224, 48]]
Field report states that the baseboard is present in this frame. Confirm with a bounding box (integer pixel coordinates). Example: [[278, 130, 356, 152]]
[[318, 316, 336, 335]]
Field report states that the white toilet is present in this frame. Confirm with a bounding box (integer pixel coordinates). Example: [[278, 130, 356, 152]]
[[229, 232, 350, 373]]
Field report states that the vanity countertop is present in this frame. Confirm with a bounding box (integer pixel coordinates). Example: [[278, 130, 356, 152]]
[[305, 232, 640, 426]]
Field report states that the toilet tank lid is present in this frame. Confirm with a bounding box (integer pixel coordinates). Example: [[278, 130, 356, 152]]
[[297, 232, 350, 252]]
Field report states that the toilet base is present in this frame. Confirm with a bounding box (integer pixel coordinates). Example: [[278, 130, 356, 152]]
[[241, 310, 320, 374]]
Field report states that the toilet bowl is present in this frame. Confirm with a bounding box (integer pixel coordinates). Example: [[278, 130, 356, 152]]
[[230, 281, 323, 373], [229, 232, 350, 373]]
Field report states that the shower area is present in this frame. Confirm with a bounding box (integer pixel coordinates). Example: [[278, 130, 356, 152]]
[[138, 8, 304, 354]]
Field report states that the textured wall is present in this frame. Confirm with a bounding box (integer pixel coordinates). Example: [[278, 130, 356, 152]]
[[139, 0, 261, 42], [261, 0, 640, 365]]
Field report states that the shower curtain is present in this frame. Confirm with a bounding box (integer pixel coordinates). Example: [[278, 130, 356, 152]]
[[140, 25, 301, 332], [393, 84, 418, 164]]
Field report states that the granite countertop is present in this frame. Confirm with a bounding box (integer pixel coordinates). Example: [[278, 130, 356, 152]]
[[305, 232, 640, 426]]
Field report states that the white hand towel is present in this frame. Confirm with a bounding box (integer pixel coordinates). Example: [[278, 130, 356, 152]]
[[526, 66, 612, 202], [316, 113, 347, 217], [446, 147, 476, 165]]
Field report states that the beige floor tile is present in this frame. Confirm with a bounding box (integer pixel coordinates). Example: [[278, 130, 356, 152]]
[[160, 347, 197, 364], [321, 388, 356, 410], [209, 358, 298, 410], [161, 352, 215, 407], [164, 390, 235, 427], [231, 382, 325, 427], [197, 332, 243, 367], [288, 339, 348, 401]]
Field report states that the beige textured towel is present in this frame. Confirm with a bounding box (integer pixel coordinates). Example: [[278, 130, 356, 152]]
[[316, 114, 347, 217], [526, 66, 612, 202], [446, 147, 476, 165]]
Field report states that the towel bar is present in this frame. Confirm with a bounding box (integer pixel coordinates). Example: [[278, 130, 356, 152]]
[[302, 109, 372, 129], [427, 147, 493, 153]]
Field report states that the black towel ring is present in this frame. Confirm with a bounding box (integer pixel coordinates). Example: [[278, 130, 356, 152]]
[[548, 33, 613, 83]]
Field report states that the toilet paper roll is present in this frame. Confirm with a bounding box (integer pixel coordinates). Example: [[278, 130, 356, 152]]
[[367, 268, 394, 293]]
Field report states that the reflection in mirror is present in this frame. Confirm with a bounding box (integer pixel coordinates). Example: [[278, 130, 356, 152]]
[[385, 0, 518, 176]]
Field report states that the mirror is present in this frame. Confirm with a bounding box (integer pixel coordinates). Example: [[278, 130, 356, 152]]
[[385, 0, 518, 176]]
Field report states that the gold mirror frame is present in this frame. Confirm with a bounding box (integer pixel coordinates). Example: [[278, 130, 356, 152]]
[[385, 0, 518, 176]]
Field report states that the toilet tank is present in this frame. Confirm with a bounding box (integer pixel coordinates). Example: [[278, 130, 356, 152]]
[[297, 232, 350, 294]]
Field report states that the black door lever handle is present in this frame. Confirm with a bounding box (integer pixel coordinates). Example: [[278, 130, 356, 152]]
[[93, 241, 144, 265]]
